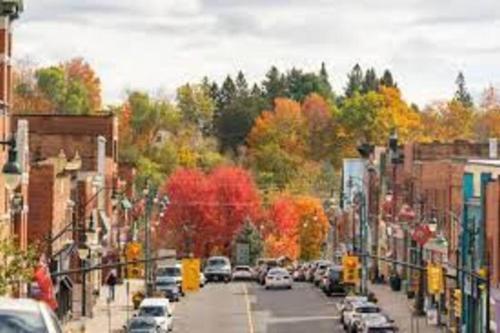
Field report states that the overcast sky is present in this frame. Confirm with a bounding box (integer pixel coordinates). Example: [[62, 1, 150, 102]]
[[14, 0, 500, 106]]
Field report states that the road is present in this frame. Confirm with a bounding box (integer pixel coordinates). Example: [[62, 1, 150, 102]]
[[173, 281, 344, 333]]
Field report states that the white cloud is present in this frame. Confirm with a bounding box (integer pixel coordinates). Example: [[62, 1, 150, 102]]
[[13, 0, 500, 106]]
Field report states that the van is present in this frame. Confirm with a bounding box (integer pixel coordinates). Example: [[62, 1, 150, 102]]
[[138, 298, 174, 332]]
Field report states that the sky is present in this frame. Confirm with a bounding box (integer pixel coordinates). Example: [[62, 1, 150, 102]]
[[14, 0, 500, 106]]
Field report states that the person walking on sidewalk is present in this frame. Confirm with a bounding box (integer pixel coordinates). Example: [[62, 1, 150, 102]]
[[105, 269, 118, 301]]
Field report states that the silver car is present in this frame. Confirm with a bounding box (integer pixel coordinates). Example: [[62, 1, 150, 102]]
[[0, 297, 63, 333]]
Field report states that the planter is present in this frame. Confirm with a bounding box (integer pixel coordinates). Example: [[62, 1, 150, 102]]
[[389, 275, 401, 291]]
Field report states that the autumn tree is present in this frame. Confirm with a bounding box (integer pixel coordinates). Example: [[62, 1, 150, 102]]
[[176, 82, 215, 133], [14, 58, 102, 115], [301, 93, 337, 161], [295, 196, 329, 261], [247, 98, 309, 188], [265, 195, 300, 259], [210, 166, 261, 254], [0, 239, 38, 295], [475, 86, 500, 140], [161, 168, 217, 257], [420, 100, 475, 142]]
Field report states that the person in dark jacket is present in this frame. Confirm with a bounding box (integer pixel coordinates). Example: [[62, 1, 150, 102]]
[[105, 269, 117, 301]]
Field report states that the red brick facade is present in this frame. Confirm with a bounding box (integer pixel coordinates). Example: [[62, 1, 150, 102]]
[[28, 162, 71, 255], [486, 179, 500, 288]]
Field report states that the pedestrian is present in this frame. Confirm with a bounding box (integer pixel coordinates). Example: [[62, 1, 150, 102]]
[[105, 269, 117, 301]]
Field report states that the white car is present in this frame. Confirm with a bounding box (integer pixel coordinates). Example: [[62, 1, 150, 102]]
[[0, 297, 63, 333], [339, 296, 368, 322], [157, 264, 184, 296], [343, 302, 382, 333], [232, 266, 254, 281], [265, 268, 292, 289], [138, 298, 174, 332], [357, 314, 398, 333]]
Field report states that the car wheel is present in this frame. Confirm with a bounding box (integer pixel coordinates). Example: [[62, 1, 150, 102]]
[[287, 285, 292, 289], [265, 286, 269, 290]]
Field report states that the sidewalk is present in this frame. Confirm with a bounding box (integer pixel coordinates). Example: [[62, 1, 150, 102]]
[[65, 280, 143, 333], [368, 283, 443, 333]]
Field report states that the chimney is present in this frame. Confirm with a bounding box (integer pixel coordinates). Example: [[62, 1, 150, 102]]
[[489, 138, 498, 159]]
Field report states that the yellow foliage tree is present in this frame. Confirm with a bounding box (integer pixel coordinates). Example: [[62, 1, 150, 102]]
[[374, 86, 422, 143], [420, 100, 476, 142], [295, 196, 329, 261]]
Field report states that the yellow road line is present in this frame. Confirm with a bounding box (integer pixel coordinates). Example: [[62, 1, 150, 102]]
[[243, 283, 255, 333]]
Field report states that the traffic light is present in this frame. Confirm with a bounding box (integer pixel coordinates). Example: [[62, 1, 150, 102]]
[[453, 289, 462, 318], [342, 255, 360, 285], [125, 242, 144, 279]]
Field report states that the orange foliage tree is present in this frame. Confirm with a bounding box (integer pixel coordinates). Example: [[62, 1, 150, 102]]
[[295, 196, 329, 261], [265, 195, 300, 259]]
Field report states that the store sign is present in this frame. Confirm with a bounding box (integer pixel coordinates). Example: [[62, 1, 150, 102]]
[[412, 224, 432, 246]]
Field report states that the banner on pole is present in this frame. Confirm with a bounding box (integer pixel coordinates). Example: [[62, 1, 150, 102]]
[[182, 258, 201, 293], [427, 264, 444, 295]]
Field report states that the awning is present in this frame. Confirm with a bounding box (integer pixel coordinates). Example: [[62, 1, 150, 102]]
[[98, 210, 111, 233], [121, 198, 132, 210]]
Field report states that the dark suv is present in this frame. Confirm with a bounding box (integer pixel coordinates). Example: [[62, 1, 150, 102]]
[[322, 265, 346, 296]]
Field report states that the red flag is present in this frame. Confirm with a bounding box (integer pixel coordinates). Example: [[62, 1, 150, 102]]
[[33, 264, 58, 310]]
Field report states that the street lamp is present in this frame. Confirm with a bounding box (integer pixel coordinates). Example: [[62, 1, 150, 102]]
[[77, 243, 91, 317], [1, 137, 21, 190]]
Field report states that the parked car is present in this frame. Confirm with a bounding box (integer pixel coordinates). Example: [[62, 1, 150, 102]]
[[138, 298, 174, 332], [343, 302, 382, 333], [292, 265, 306, 281], [322, 265, 347, 296], [124, 317, 163, 333], [0, 298, 63, 333], [204, 256, 232, 282], [356, 314, 397, 333], [258, 260, 279, 285], [232, 265, 254, 281], [155, 279, 181, 302], [313, 261, 331, 286], [156, 265, 184, 296], [265, 267, 292, 290]]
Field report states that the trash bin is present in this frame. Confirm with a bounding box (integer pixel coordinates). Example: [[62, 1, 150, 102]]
[[390, 275, 401, 291]]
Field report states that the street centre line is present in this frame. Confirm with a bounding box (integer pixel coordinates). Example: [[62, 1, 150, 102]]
[[243, 283, 255, 333]]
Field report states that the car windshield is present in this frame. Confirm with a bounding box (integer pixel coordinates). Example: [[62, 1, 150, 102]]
[[139, 306, 165, 317], [0, 310, 48, 333], [129, 319, 156, 329], [357, 307, 381, 314], [268, 269, 287, 276], [157, 267, 180, 277], [208, 259, 227, 266], [156, 280, 176, 286], [329, 269, 342, 280], [235, 266, 250, 271], [368, 329, 396, 333]]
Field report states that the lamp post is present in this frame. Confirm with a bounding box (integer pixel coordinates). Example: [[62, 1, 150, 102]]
[[142, 182, 169, 296], [77, 242, 91, 317]]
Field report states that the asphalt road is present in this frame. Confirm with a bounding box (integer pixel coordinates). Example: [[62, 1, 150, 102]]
[[173, 281, 344, 333]]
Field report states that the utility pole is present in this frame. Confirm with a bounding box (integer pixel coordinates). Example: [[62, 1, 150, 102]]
[[143, 182, 157, 296]]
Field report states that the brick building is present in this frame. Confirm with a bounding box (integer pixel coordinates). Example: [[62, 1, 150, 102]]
[[486, 178, 500, 289]]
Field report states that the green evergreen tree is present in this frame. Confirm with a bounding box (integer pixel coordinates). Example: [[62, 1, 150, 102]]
[[345, 64, 363, 98], [362, 68, 379, 93], [380, 69, 397, 88], [454, 71, 474, 108], [262, 66, 287, 105]]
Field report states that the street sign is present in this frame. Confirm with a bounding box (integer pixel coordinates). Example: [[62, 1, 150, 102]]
[[236, 243, 250, 265], [342, 255, 360, 285], [181, 258, 200, 293], [412, 224, 432, 247], [427, 264, 444, 295]]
